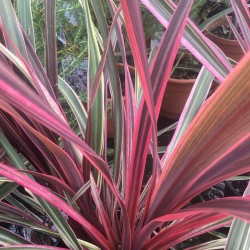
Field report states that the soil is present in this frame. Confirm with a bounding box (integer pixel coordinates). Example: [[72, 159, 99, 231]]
[[211, 24, 243, 40], [196, 0, 228, 24], [171, 53, 201, 80]]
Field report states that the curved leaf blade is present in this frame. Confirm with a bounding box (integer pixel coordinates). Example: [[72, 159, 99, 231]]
[[147, 52, 250, 221], [141, 0, 232, 81], [0, 163, 112, 250], [0, 227, 31, 246]]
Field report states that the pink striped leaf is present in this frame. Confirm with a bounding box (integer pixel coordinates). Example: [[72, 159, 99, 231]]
[[0, 226, 31, 245], [226, 15, 248, 53], [146, 52, 250, 221], [0, 245, 69, 250], [138, 197, 250, 247], [141, 0, 232, 81], [45, 0, 57, 96], [124, 0, 194, 234], [0, 163, 112, 250], [231, 0, 250, 49], [143, 214, 230, 249]]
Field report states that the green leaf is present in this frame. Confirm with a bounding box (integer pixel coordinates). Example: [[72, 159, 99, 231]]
[[90, 0, 124, 183], [186, 239, 226, 250], [225, 184, 250, 250], [37, 199, 82, 250], [0, 1, 28, 60], [0, 214, 58, 238], [142, 0, 232, 80], [80, 0, 104, 156], [0, 226, 30, 245], [0, 130, 81, 250], [0, 182, 18, 200], [70, 180, 91, 205], [16, 0, 35, 48], [163, 66, 214, 163], [58, 76, 87, 138]]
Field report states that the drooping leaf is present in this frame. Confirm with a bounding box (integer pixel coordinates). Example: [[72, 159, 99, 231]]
[[0, 126, 82, 250], [0, 163, 112, 250], [147, 52, 250, 222], [142, 214, 230, 249]]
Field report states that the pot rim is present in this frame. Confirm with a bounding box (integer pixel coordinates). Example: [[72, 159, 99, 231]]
[[168, 77, 196, 84], [205, 15, 239, 45]]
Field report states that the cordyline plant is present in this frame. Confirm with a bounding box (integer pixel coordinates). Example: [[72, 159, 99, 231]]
[[0, 0, 249, 249]]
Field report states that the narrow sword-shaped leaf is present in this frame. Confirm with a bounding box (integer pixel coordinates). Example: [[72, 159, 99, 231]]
[[230, 0, 250, 49], [80, 0, 104, 157], [71, 181, 91, 205], [0, 164, 113, 250], [141, 0, 232, 81], [120, 0, 157, 136], [78, 4, 124, 185], [0, 214, 57, 238], [185, 239, 226, 250], [225, 183, 250, 250], [129, 1, 194, 240], [0, 62, 113, 186], [0, 116, 84, 193], [143, 214, 229, 249], [0, 63, 129, 247], [139, 197, 250, 246], [226, 15, 248, 53], [45, 0, 58, 96], [162, 66, 213, 164], [0, 125, 82, 249], [58, 76, 87, 138], [0, 227, 31, 246], [90, 175, 117, 245], [16, 0, 35, 48], [0, 1, 28, 60], [147, 52, 250, 221]]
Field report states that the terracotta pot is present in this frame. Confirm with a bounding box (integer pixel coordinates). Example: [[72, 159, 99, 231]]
[[205, 16, 244, 62], [117, 62, 195, 120], [160, 78, 195, 119]]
